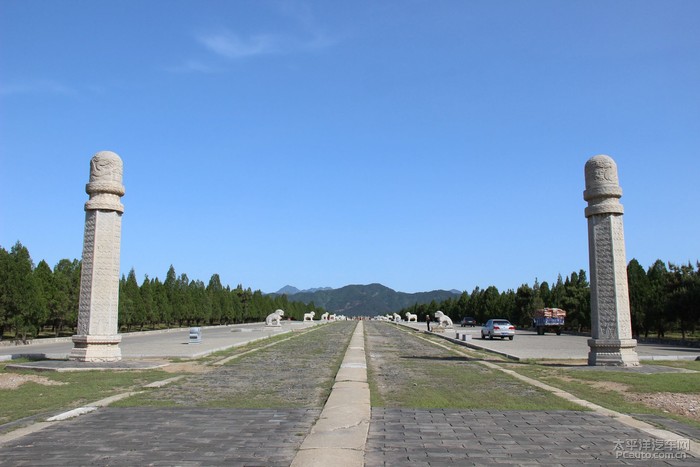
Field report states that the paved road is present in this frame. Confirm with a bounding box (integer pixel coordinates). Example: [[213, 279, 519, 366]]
[[0, 321, 320, 361], [400, 322, 700, 361], [5, 320, 696, 363]]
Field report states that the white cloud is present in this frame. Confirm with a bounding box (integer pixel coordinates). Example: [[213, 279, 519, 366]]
[[196, 28, 334, 61], [197, 31, 284, 59], [0, 80, 76, 97]]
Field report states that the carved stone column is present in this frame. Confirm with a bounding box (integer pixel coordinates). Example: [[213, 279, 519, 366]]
[[69, 151, 125, 362], [584, 155, 639, 366]]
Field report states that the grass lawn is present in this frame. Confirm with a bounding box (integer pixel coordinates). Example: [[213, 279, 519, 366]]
[[366, 322, 584, 411], [507, 360, 700, 429], [0, 362, 170, 429]]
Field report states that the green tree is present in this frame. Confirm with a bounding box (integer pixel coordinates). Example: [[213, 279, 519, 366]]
[[118, 268, 142, 332], [207, 274, 225, 324], [53, 259, 81, 334], [455, 291, 470, 320], [235, 285, 253, 323], [0, 246, 10, 338], [150, 277, 170, 327], [514, 284, 534, 327], [176, 274, 194, 325], [190, 279, 210, 325], [4, 242, 45, 341], [647, 260, 670, 338], [140, 275, 155, 329], [550, 274, 565, 309], [228, 287, 244, 323], [468, 287, 483, 322], [666, 262, 700, 340], [560, 270, 590, 332], [627, 259, 651, 338], [481, 286, 501, 321], [163, 265, 178, 325], [33, 260, 54, 334], [499, 289, 516, 324], [538, 280, 551, 307]]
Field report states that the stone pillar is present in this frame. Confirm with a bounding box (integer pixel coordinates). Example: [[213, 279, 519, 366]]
[[583, 155, 639, 366], [69, 151, 125, 362]]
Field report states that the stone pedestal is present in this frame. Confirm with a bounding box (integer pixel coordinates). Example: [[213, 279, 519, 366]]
[[587, 338, 639, 366], [69, 151, 125, 362], [584, 155, 639, 366]]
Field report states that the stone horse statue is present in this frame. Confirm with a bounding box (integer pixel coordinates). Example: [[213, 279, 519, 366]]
[[405, 312, 418, 322]]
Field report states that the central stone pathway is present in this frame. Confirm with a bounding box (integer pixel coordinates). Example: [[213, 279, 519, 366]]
[[292, 320, 370, 466]]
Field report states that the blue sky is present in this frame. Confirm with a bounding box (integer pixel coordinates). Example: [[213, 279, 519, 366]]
[[1, 0, 698, 294]]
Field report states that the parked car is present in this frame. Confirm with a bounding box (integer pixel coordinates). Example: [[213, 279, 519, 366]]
[[460, 317, 477, 327], [481, 319, 515, 340]]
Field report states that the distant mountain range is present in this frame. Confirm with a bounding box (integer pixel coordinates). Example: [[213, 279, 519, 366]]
[[273, 283, 461, 316], [275, 285, 334, 295]]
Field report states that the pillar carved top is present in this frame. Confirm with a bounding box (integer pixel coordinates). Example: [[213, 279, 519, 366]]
[[584, 154, 623, 218], [85, 151, 125, 213]]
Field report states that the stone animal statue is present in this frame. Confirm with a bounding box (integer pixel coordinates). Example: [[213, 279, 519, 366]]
[[329, 314, 337, 321], [405, 312, 418, 322], [392, 313, 402, 322], [266, 309, 284, 326], [434, 310, 453, 328], [303, 311, 315, 322], [320, 312, 329, 321]]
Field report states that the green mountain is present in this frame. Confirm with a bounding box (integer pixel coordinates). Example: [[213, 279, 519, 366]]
[[277, 283, 460, 317]]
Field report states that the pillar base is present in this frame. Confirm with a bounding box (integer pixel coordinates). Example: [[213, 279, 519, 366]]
[[587, 338, 639, 367], [69, 334, 122, 362]]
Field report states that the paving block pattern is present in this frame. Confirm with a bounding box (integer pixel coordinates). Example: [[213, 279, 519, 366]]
[[0, 407, 320, 466], [365, 408, 695, 465]]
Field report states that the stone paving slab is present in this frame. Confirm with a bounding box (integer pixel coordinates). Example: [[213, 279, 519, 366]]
[[0, 407, 321, 466], [630, 414, 700, 444], [365, 408, 696, 465]]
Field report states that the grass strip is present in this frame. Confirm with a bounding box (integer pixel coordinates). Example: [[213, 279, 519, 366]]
[[365, 321, 582, 411], [0, 364, 168, 429], [508, 362, 700, 429]]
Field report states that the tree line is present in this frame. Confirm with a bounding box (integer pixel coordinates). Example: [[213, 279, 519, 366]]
[[401, 259, 700, 340], [0, 242, 323, 341], [2, 240, 698, 341]]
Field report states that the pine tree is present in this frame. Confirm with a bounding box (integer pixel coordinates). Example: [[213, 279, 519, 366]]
[[33, 260, 54, 334], [53, 259, 81, 335], [5, 242, 44, 341]]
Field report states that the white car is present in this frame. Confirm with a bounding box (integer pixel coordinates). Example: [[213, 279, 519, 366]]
[[481, 319, 515, 340]]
